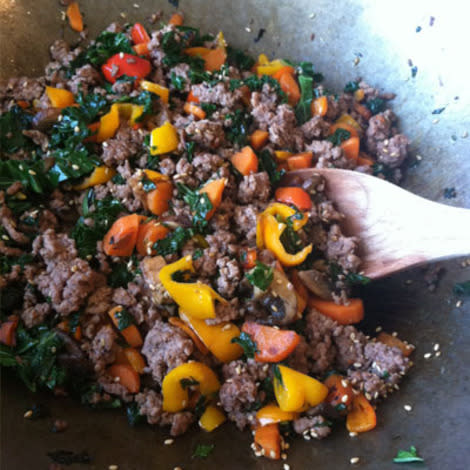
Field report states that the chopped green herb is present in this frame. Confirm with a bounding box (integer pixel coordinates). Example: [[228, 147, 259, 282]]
[[226, 46, 255, 70], [245, 261, 274, 291], [329, 263, 371, 286], [200, 102, 217, 118], [153, 226, 194, 256], [141, 174, 157, 192], [0, 159, 53, 195], [327, 128, 351, 146], [225, 110, 253, 146], [126, 402, 144, 426], [112, 173, 126, 185], [114, 308, 134, 331], [107, 262, 135, 288], [295, 74, 314, 125], [432, 107, 446, 115], [0, 106, 36, 154], [231, 332, 258, 359], [365, 97, 386, 115], [344, 81, 360, 93], [393, 446, 424, 463], [272, 364, 284, 388], [176, 183, 213, 232], [295, 61, 324, 82], [192, 248, 204, 260], [258, 149, 285, 185], [185, 141, 195, 163], [170, 72, 186, 91], [180, 377, 200, 389], [192, 443, 215, 459], [372, 162, 395, 181], [454, 281, 470, 296]]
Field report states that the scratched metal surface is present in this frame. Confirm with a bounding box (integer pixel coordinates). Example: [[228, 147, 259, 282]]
[[1, 1, 469, 469]]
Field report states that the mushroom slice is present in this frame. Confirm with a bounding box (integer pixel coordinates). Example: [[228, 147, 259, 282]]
[[297, 269, 333, 300]]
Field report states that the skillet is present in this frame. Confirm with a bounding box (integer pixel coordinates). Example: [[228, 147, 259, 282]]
[[1, 0, 469, 468]]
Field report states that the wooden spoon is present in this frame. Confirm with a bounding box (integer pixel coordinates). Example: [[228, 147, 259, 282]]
[[283, 169, 470, 279]]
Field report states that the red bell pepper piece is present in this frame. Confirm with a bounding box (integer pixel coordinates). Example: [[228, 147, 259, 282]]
[[101, 53, 151, 83], [131, 23, 151, 45]]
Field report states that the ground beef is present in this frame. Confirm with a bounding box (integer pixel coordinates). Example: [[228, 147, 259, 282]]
[[160, 411, 195, 436], [0, 77, 45, 102], [141, 320, 194, 384], [301, 116, 329, 141], [32, 230, 105, 315], [169, 63, 191, 92], [158, 157, 177, 176], [365, 110, 394, 155], [216, 256, 242, 297], [20, 287, 52, 328], [268, 105, 304, 150], [49, 39, 78, 66], [87, 325, 117, 372], [136, 388, 163, 425], [192, 82, 242, 108], [68, 65, 102, 95], [233, 204, 258, 243], [219, 359, 269, 430], [97, 374, 133, 402], [306, 140, 353, 169], [191, 152, 224, 181], [237, 172, 271, 204], [376, 134, 409, 168], [326, 224, 361, 272], [250, 86, 278, 128], [101, 124, 145, 166], [293, 415, 332, 439], [184, 119, 225, 149]]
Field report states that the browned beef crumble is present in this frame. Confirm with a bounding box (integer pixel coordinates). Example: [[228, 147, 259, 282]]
[[0, 14, 414, 455]]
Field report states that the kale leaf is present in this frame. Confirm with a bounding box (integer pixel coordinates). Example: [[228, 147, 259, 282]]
[[258, 149, 284, 185], [295, 74, 314, 125], [152, 226, 194, 256], [225, 110, 253, 146], [365, 97, 386, 115], [344, 81, 360, 93], [231, 332, 258, 359], [327, 128, 351, 146], [0, 106, 36, 154], [114, 308, 134, 331], [245, 261, 274, 291], [0, 159, 54, 194], [176, 183, 213, 232], [192, 444, 215, 459], [226, 46, 255, 70], [393, 446, 424, 463]]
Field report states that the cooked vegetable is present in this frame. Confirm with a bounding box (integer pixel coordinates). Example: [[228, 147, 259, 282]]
[[311, 96, 328, 116], [335, 113, 361, 132], [101, 53, 151, 83], [245, 261, 273, 291], [346, 393, 377, 433], [180, 312, 243, 362], [136, 220, 170, 256], [150, 121, 179, 155], [278, 70, 301, 106], [231, 146, 259, 175], [275, 187, 312, 210], [168, 12, 184, 26], [240, 248, 257, 270], [45, 87, 75, 109], [199, 178, 227, 220], [287, 152, 313, 170], [199, 405, 226, 431], [123, 347, 146, 374], [249, 130, 269, 150], [393, 446, 424, 463], [161, 361, 220, 412], [131, 23, 150, 45], [377, 332, 414, 357], [241, 321, 300, 363], [66, 2, 84, 33], [183, 102, 206, 119], [341, 137, 360, 162], [72, 166, 116, 190], [297, 269, 333, 300], [147, 181, 174, 216], [168, 317, 210, 355], [256, 403, 299, 426], [96, 104, 120, 142], [0, 316, 19, 347], [103, 214, 144, 257], [159, 256, 227, 319], [230, 331, 258, 359], [108, 306, 143, 347], [273, 365, 328, 412], [254, 423, 281, 460], [140, 80, 169, 103], [308, 297, 364, 325], [107, 363, 141, 393], [324, 373, 354, 410]]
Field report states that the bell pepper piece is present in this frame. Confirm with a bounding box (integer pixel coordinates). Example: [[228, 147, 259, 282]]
[[200, 178, 227, 219], [107, 364, 140, 393], [140, 80, 170, 104], [136, 220, 170, 256], [324, 373, 355, 410], [108, 306, 143, 347], [256, 403, 299, 426], [66, 2, 83, 32], [346, 393, 377, 433], [131, 23, 150, 44], [258, 53, 270, 65], [45, 86, 75, 109], [72, 166, 116, 190], [168, 12, 184, 26], [96, 104, 120, 142], [168, 317, 210, 355], [275, 187, 312, 211], [336, 113, 361, 132], [254, 423, 281, 460], [101, 53, 151, 84], [311, 96, 328, 117], [0, 315, 19, 347], [274, 150, 293, 161], [273, 365, 328, 412], [262, 203, 308, 231], [150, 121, 179, 155], [159, 256, 227, 319], [203, 47, 227, 72], [103, 214, 144, 257], [123, 347, 146, 374], [263, 214, 312, 267], [162, 361, 221, 412], [199, 405, 226, 432], [146, 181, 174, 216], [307, 297, 364, 325], [184, 47, 211, 57], [257, 59, 289, 77], [180, 312, 243, 363]]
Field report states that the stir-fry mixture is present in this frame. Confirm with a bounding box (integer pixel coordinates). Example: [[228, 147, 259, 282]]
[[0, 10, 414, 460]]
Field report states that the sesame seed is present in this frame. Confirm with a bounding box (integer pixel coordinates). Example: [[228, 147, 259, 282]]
[[283, 464, 290, 470], [392, 331, 398, 337], [416, 154, 423, 160], [349, 432, 358, 437], [109, 465, 119, 470], [424, 352, 432, 359], [164, 439, 174, 445], [173, 467, 182, 470], [350, 457, 360, 465], [133, 3, 140, 8], [51, 346, 57, 353], [375, 326, 383, 333], [341, 379, 349, 388], [245, 27, 252, 33], [304, 435, 311, 440], [28, 169, 36, 175], [353, 362, 362, 368], [433, 343, 440, 351], [120, 12, 127, 18], [435, 351, 441, 357], [1, 235, 9, 241], [341, 395, 349, 403], [102, 141, 108, 147], [432, 118, 439, 124], [309, 12, 316, 18], [222, 324, 232, 331], [456, 300, 463, 308], [281, 453, 287, 460], [24, 410, 33, 418], [404, 404, 412, 412], [365, 392, 372, 401], [72, 164, 80, 170], [270, 450, 276, 459]]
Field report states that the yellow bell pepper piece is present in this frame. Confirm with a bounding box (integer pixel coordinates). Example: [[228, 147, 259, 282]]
[[257, 202, 309, 250], [257, 59, 289, 77], [336, 113, 361, 132], [159, 256, 226, 319], [150, 121, 179, 155], [273, 365, 328, 412], [140, 80, 170, 104], [216, 31, 227, 52], [72, 166, 116, 190], [180, 312, 243, 363], [96, 105, 120, 142], [199, 404, 226, 432], [258, 53, 270, 65], [274, 150, 293, 161], [142, 168, 169, 182], [256, 403, 299, 426], [45, 86, 75, 108], [263, 214, 312, 267], [162, 362, 221, 412], [112, 103, 144, 125], [353, 89, 365, 102]]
